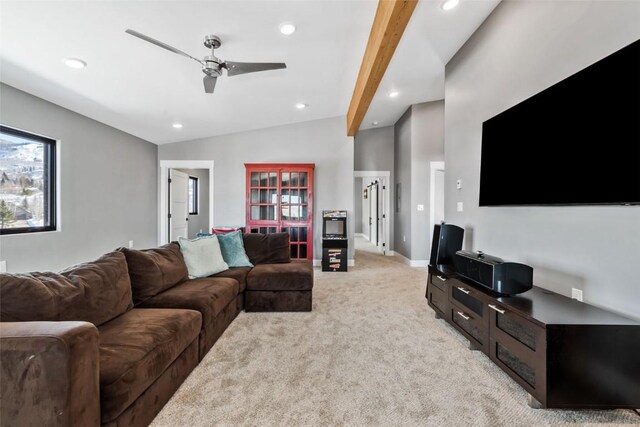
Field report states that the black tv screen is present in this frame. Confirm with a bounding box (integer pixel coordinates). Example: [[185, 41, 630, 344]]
[[479, 39, 640, 206], [324, 219, 345, 237]]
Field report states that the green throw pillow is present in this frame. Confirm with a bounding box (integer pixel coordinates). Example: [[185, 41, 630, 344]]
[[178, 235, 229, 278], [216, 230, 254, 267]]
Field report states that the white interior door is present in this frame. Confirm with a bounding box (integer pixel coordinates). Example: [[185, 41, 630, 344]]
[[169, 169, 189, 241], [370, 182, 378, 246]]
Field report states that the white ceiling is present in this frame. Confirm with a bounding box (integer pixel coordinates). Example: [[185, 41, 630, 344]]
[[361, 0, 500, 131], [0, 0, 499, 144]]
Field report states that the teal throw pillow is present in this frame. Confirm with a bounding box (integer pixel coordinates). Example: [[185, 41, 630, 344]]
[[216, 230, 254, 267], [178, 235, 229, 278]]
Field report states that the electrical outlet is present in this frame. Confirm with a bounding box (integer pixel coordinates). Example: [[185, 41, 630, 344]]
[[457, 202, 464, 212], [571, 288, 583, 302], [0, 261, 6, 273], [456, 179, 462, 190], [128, 240, 134, 248]]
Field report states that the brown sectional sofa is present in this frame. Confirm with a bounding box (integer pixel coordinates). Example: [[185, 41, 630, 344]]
[[0, 233, 313, 427]]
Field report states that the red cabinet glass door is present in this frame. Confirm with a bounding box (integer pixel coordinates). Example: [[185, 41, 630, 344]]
[[245, 163, 314, 260]]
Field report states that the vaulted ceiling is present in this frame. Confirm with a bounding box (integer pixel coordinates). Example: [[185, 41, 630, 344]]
[[0, 0, 499, 144]]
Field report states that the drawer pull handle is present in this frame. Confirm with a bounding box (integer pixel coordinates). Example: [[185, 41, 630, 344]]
[[457, 311, 470, 320], [489, 304, 506, 314], [457, 286, 471, 295], [436, 275, 447, 282]]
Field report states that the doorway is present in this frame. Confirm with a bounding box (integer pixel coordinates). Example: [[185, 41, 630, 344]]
[[354, 171, 390, 255], [429, 162, 445, 253], [159, 160, 214, 244]]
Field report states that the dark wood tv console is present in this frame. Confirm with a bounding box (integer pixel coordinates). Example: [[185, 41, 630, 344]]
[[426, 265, 640, 409]]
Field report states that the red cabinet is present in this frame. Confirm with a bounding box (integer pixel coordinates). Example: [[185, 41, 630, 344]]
[[245, 163, 314, 260]]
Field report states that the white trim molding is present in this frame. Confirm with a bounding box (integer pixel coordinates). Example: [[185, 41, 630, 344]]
[[394, 251, 429, 268], [159, 160, 214, 245]]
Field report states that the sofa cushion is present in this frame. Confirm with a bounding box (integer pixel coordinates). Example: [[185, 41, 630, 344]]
[[212, 267, 251, 292], [120, 243, 188, 305], [178, 235, 229, 278], [0, 252, 132, 326], [137, 277, 238, 328], [217, 230, 253, 267], [242, 233, 290, 265], [246, 261, 313, 292], [98, 308, 201, 424]]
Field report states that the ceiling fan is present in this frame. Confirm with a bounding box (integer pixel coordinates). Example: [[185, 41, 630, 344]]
[[125, 29, 286, 94]]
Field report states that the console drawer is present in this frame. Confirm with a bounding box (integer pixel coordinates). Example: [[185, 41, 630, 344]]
[[429, 272, 449, 293], [427, 282, 449, 319], [488, 303, 546, 404], [451, 306, 489, 353], [449, 280, 487, 319]]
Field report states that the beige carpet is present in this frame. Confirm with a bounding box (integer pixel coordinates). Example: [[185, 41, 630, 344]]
[[151, 250, 639, 426]]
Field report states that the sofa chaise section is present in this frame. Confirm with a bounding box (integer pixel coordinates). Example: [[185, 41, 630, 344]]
[[0, 251, 202, 427], [0, 321, 100, 427]]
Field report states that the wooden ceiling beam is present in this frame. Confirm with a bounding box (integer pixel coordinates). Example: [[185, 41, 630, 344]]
[[346, 0, 418, 137]]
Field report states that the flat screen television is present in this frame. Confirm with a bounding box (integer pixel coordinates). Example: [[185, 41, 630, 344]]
[[479, 39, 640, 206]]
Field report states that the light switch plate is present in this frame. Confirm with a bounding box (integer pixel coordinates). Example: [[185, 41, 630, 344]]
[[571, 288, 583, 302], [128, 240, 134, 248], [0, 261, 6, 273], [456, 179, 462, 190], [457, 202, 463, 212]]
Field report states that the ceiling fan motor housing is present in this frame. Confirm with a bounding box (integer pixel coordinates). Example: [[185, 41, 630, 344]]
[[203, 55, 223, 76]]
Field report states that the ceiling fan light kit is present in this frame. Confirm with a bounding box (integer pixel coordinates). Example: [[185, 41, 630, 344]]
[[125, 29, 287, 94]]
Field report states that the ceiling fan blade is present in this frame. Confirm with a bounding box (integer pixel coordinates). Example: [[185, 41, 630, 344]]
[[203, 75, 217, 93], [125, 29, 203, 65], [224, 61, 286, 77]]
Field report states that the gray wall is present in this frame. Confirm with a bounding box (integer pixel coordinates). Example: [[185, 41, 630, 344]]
[[393, 101, 445, 260], [0, 83, 158, 272], [444, 0, 640, 318], [159, 116, 355, 260], [354, 177, 363, 234], [393, 108, 412, 258], [354, 126, 394, 172], [410, 101, 445, 261], [176, 168, 209, 238]]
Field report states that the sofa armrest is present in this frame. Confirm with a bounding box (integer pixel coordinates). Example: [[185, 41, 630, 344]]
[[0, 321, 100, 427]]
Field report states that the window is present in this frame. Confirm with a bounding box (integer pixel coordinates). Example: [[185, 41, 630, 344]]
[[188, 176, 198, 215], [0, 125, 56, 235]]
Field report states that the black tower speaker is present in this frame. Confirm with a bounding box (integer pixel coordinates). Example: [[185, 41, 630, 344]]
[[430, 223, 464, 267]]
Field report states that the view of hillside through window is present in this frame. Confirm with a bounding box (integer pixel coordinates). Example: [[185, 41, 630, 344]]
[[0, 129, 52, 231]]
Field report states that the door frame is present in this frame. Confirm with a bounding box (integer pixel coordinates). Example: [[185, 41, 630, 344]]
[[159, 160, 214, 244], [354, 170, 390, 255], [429, 161, 445, 251]]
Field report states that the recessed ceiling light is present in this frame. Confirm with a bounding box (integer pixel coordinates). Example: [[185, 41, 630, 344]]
[[172, 123, 183, 129], [389, 91, 399, 98], [295, 103, 307, 109], [372, 121, 379, 126], [441, 0, 460, 11], [63, 57, 87, 69], [279, 23, 296, 35]]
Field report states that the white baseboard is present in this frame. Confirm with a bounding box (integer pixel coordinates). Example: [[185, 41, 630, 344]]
[[385, 250, 395, 256], [394, 252, 429, 267], [355, 233, 365, 238]]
